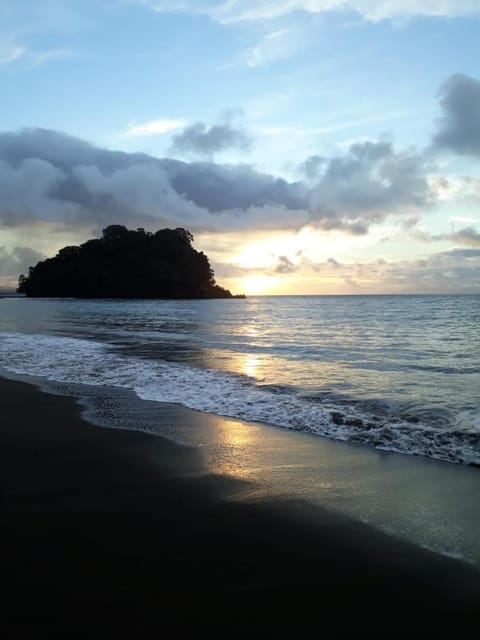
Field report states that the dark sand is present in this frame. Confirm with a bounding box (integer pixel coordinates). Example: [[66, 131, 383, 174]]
[[2, 376, 480, 631]]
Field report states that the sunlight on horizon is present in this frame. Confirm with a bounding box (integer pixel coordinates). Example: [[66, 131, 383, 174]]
[[239, 275, 281, 295]]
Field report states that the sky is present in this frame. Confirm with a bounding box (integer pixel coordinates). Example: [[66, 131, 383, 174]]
[[0, 0, 480, 294]]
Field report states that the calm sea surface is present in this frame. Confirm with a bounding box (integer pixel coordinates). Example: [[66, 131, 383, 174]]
[[1, 294, 479, 465]]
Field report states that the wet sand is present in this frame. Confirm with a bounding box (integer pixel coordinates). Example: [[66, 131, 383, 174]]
[[1, 376, 480, 632]]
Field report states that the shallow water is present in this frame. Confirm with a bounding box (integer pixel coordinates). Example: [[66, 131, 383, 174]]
[[1, 294, 479, 464]]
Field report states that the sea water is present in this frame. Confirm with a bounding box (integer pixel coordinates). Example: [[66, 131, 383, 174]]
[[1, 294, 479, 465]]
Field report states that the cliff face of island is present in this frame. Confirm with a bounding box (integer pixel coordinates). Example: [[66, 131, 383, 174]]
[[17, 225, 242, 299]]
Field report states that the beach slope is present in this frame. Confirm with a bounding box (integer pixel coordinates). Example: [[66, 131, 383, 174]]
[[1, 376, 479, 631]]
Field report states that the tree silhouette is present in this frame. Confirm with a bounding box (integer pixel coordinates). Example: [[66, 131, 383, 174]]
[[17, 225, 243, 299]]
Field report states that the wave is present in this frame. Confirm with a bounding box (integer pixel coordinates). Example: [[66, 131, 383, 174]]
[[1, 332, 479, 466]]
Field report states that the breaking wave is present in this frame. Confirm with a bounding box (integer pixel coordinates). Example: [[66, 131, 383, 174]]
[[1, 331, 479, 466]]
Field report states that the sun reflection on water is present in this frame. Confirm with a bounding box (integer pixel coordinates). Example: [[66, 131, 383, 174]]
[[244, 355, 260, 378]]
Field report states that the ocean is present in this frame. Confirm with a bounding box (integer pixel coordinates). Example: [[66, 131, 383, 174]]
[[1, 294, 479, 466]]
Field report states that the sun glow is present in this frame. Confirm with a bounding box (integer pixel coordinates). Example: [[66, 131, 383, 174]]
[[240, 275, 280, 294]]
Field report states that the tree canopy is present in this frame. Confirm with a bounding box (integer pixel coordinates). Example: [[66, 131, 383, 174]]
[[18, 225, 242, 299]]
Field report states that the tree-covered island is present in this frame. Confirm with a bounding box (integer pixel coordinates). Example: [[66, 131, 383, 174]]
[[17, 225, 244, 299]]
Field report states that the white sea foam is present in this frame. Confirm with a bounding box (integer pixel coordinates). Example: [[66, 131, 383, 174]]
[[1, 331, 479, 466]]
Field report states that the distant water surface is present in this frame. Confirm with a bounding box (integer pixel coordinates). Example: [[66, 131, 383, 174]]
[[1, 295, 479, 465]]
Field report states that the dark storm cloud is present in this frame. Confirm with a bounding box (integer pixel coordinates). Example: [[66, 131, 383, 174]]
[[171, 121, 251, 157], [0, 128, 436, 235], [433, 73, 480, 156]]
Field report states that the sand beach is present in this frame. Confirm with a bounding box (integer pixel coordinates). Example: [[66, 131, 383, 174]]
[[2, 375, 480, 632]]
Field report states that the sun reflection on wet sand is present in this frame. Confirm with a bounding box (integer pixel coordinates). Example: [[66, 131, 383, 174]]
[[203, 417, 261, 483], [172, 407, 480, 564]]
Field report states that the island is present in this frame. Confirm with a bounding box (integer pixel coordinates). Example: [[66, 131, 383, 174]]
[[17, 225, 244, 299]]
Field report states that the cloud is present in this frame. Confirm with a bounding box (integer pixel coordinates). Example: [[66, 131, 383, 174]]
[[299, 155, 327, 180], [71, 162, 206, 229], [309, 140, 435, 227], [0, 245, 45, 289], [327, 257, 342, 268], [171, 121, 251, 157], [453, 226, 480, 246], [0, 40, 25, 65], [308, 250, 480, 292], [0, 157, 75, 225], [225, 246, 480, 293], [166, 161, 307, 212], [0, 35, 73, 71], [446, 248, 480, 258], [123, 118, 187, 137], [413, 225, 480, 247], [407, 248, 480, 292], [135, 0, 480, 23], [432, 74, 480, 157], [237, 28, 305, 68], [0, 127, 436, 236], [0, 246, 45, 274], [29, 48, 73, 65], [274, 255, 297, 273], [0, 128, 307, 231], [427, 174, 477, 202]]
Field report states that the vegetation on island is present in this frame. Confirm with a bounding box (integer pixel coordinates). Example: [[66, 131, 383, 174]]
[[17, 225, 243, 299]]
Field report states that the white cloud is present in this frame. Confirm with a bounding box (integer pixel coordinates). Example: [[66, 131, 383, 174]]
[[123, 118, 187, 137], [258, 110, 412, 140], [240, 28, 303, 68], [136, 0, 480, 23], [0, 36, 73, 70], [427, 175, 474, 202], [32, 48, 73, 65], [450, 215, 479, 224], [0, 40, 25, 65]]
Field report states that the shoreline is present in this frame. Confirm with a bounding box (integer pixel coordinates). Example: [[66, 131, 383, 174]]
[[11, 368, 480, 565], [2, 374, 480, 629]]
